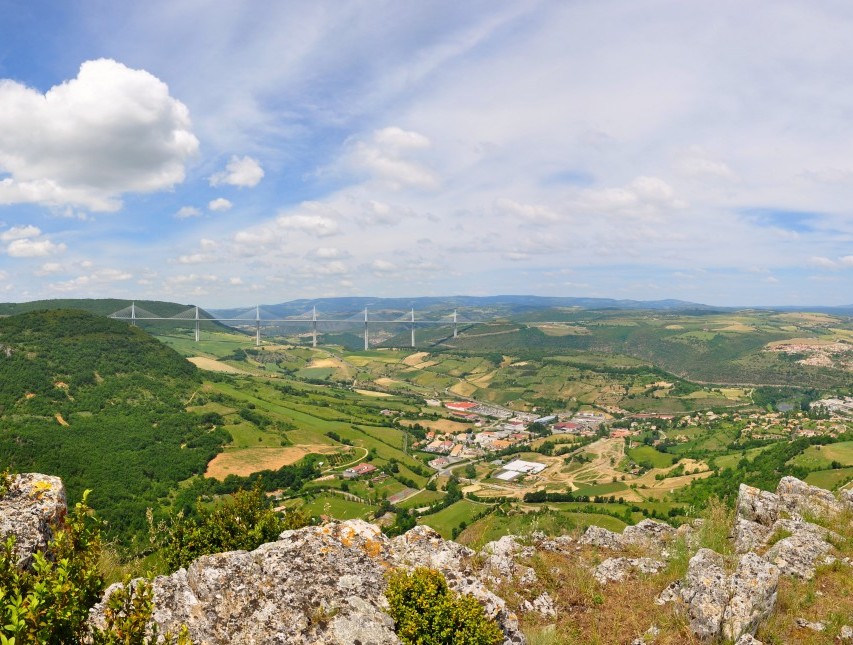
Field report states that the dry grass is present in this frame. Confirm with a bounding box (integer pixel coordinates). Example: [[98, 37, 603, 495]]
[[504, 547, 700, 644], [205, 444, 339, 479], [400, 418, 472, 434], [187, 356, 246, 373], [353, 389, 392, 398]]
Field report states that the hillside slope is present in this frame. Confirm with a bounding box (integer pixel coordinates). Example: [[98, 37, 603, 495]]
[[0, 310, 228, 541]]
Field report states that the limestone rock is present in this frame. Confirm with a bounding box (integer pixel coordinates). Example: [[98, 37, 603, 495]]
[[593, 557, 666, 584], [795, 617, 826, 632], [763, 531, 832, 580], [681, 548, 729, 640], [90, 520, 525, 645], [622, 518, 676, 550], [655, 580, 682, 606], [776, 476, 846, 519], [679, 549, 778, 642], [734, 635, 763, 645], [733, 518, 771, 554], [522, 592, 556, 617], [722, 553, 778, 641], [536, 534, 574, 554], [579, 525, 623, 550], [736, 484, 780, 526], [0, 473, 66, 569], [840, 624, 853, 641]]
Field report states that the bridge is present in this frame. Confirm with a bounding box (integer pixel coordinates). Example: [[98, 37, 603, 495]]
[[108, 303, 484, 349]]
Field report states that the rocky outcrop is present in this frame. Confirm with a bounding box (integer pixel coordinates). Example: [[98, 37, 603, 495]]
[[90, 520, 525, 645], [776, 475, 846, 519], [763, 531, 832, 580], [722, 553, 778, 641], [734, 478, 843, 580], [579, 525, 624, 550], [0, 473, 66, 568], [681, 549, 730, 639], [593, 557, 666, 584], [668, 548, 778, 642], [579, 518, 678, 554]]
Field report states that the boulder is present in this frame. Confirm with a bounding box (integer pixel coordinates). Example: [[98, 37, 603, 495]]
[[681, 549, 729, 640], [733, 518, 771, 554], [593, 557, 666, 584], [579, 525, 624, 550], [90, 520, 526, 645], [679, 549, 778, 642], [721, 553, 778, 641], [622, 519, 677, 551], [736, 484, 780, 526], [776, 476, 846, 519], [763, 531, 832, 580], [0, 473, 66, 569]]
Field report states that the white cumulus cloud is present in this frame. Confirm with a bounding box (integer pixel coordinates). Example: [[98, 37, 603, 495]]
[[277, 214, 339, 237], [7, 237, 66, 257], [208, 198, 233, 212], [209, 155, 264, 187], [175, 206, 202, 219], [0, 58, 198, 212], [345, 126, 439, 191], [1, 225, 41, 242]]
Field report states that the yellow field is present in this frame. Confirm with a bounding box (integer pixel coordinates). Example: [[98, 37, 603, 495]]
[[401, 418, 471, 434], [187, 357, 246, 374], [354, 389, 392, 398], [206, 444, 339, 479], [375, 377, 405, 387], [402, 351, 430, 366], [533, 324, 590, 336], [718, 323, 753, 332], [450, 381, 478, 397], [308, 357, 340, 368]]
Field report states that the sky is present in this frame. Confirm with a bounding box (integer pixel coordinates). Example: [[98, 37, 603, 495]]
[[0, 1, 852, 309]]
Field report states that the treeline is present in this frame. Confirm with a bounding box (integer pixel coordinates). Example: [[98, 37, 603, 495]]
[[676, 433, 853, 505]]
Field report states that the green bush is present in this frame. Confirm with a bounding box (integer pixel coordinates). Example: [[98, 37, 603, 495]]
[[0, 491, 104, 643], [154, 484, 310, 571], [385, 567, 503, 645]]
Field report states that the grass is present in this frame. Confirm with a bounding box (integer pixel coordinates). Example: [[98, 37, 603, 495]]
[[298, 493, 377, 520], [418, 499, 486, 538], [458, 510, 627, 548], [805, 467, 853, 491], [626, 445, 677, 468], [791, 442, 853, 470]]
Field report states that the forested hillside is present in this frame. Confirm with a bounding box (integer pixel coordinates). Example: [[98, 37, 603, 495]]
[[0, 310, 228, 541]]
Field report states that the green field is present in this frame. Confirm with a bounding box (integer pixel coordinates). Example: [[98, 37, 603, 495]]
[[457, 509, 628, 548], [805, 467, 853, 491], [790, 442, 853, 470], [418, 500, 488, 538], [298, 494, 377, 520], [626, 445, 677, 468]]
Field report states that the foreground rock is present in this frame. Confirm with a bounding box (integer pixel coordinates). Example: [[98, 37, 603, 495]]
[[579, 518, 678, 554], [668, 548, 778, 642], [0, 473, 66, 568], [90, 520, 524, 645], [734, 477, 846, 580]]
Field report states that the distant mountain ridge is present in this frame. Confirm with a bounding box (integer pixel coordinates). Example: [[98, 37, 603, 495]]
[[209, 295, 719, 319]]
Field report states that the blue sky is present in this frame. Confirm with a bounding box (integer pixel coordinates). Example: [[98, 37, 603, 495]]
[[0, 1, 852, 308]]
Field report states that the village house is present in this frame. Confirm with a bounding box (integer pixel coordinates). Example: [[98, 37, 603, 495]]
[[342, 462, 378, 479]]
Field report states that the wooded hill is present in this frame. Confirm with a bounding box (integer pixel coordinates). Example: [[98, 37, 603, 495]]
[[0, 309, 229, 542]]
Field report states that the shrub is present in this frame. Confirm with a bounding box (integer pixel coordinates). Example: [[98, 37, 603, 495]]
[[154, 484, 310, 571], [0, 491, 104, 643], [385, 567, 503, 645]]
